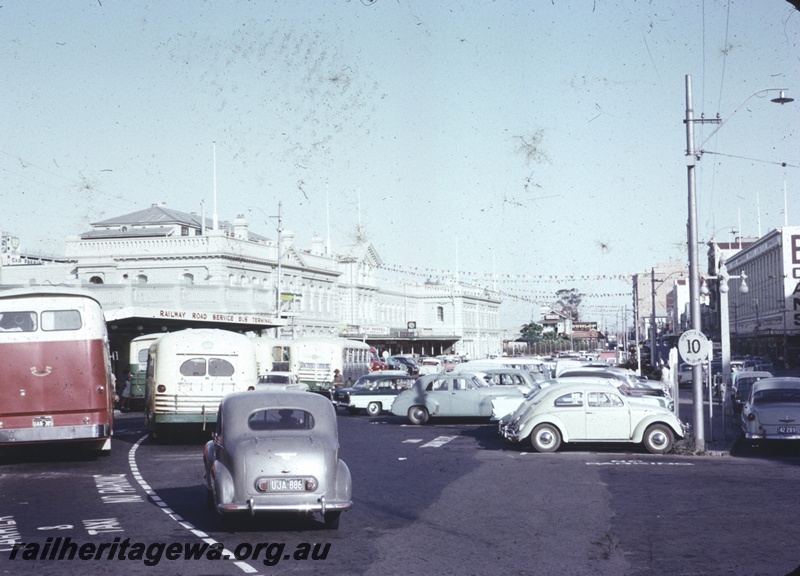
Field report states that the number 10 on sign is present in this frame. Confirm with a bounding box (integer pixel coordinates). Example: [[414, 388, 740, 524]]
[[678, 329, 710, 365]]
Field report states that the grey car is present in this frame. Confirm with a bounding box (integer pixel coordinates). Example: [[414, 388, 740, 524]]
[[203, 390, 353, 530], [390, 372, 526, 424]]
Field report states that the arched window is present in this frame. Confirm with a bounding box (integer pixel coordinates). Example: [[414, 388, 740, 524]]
[[437, 306, 444, 322], [136, 274, 148, 284], [182, 273, 194, 285], [89, 276, 104, 285]]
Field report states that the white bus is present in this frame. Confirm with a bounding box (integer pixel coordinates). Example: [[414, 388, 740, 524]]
[[127, 333, 163, 410], [250, 337, 293, 376], [250, 336, 371, 395], [144, 328, 257, 438], [0, 288, 114, 453]]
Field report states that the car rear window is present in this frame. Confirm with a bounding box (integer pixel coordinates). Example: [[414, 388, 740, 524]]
[[752, 388, 800, 404], [248, 408, 315, 430]]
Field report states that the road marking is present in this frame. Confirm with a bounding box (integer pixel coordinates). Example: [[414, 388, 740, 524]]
[[420, 436, 457, 448], [586, 460, 694, 466], [402, 439, 423, 443], [128, 436, 251, 574]]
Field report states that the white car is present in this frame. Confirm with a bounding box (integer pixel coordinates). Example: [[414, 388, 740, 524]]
[[499, 377, 687, 454]]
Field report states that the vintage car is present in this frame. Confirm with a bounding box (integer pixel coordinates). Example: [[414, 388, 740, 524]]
[[474, 367, 543, 392], [558, 367, 674, 411], [203, 390, 352, 529], [332, 371, 415, 415], [256, 371, 309, 391], [390, 372, 526, 424], [730, 370, 772, 415], [739, 377, 800, 443], [498, 378, 687, 454]]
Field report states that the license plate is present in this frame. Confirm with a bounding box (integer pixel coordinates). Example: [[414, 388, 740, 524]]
[[32, 417, 53, 427], [778, 426, 797, 434], [268, 478, 305, 492]]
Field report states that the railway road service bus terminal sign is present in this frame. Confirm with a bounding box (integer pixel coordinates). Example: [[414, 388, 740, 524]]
[[678, 329, 710, 366]]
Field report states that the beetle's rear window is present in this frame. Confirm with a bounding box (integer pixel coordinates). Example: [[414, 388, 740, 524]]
[[248, 408, 315, 430]]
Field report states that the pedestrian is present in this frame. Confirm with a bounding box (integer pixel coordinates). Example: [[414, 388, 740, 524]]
[[333, 369, 344, 388], [660, 362, 672, 394], [121, 370, 132, 412]]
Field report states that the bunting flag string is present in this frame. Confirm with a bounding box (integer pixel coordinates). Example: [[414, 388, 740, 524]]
[[377, 263, 634, 284]]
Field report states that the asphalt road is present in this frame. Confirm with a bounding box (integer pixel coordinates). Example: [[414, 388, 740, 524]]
[[1, 409, 799, 576]]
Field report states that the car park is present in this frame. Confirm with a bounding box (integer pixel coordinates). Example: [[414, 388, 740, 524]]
[[739, 377, 800, 444], [203, 390, 353, 530], [498, 378, 687, 454], [390, 372, 527, 424], [730, 370, 772, 415], [332, 371, 414, 415]]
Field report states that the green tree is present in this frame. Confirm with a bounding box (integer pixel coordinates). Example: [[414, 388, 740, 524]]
[[520, 321, 545, 344]]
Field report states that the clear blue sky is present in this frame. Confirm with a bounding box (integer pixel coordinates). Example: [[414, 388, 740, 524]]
[[2, 1, 798, 330]]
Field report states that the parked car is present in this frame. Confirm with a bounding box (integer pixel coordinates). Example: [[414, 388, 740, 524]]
[[739, 377, 800, 444], [473, 368, 542, 392], [417, 357, 445, 375], [386, 355, 420, 375], [332, 371, 415, 415], [390, 372, 527, 424], [498, 378, 687, 454], [203, 390, 353, 530], [557, 367, 673, 411], [730, 370, 772, 415], [256, 371, 309, 391]]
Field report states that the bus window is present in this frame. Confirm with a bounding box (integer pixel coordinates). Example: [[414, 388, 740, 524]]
[[180, 358, 207, 376], [41, 309, 82, 331], [0, 311, 37, 332], [208, 358, 235, 377]]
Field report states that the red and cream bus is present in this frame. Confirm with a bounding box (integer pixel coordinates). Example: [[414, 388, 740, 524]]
[[0, 288, 114, 452]]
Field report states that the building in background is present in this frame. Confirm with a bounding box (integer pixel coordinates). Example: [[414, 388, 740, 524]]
[[0, 204, 502, 367]]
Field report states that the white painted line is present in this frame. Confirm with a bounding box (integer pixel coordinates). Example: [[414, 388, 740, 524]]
[[402, 439, 423, 443], [420, 435, 457, 448], [128, 435, 259, 575]]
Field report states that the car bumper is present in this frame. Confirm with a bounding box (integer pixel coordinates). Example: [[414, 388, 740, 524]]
[[743, 431, 800, 440], [498, 420, 522, 442], [217, 496, 353, 515]]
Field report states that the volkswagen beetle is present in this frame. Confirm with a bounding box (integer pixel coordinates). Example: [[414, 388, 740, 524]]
[[498, 378, 686, 454], [203, 390, 352, 529]]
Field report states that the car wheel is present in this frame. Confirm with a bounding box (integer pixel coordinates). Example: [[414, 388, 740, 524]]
[[407, 405, 429, 425], [530, 423, 561, 453], [346, 407, 361, 415], [643, 424, 674, 454], [324, 511, 341, 530], [366, 402, 382, 416]]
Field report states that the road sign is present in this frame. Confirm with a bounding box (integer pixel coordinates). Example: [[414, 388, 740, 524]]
[[678, 329, 710, 365]]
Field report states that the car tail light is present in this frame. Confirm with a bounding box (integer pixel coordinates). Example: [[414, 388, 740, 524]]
[[157, 384, 166, 393], [747, 413, 756, 421], [305, 479, 317, 491], [247, 385, 255, 391]]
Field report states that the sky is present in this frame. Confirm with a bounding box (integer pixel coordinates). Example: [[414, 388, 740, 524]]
[[1, 0, 799, 331]]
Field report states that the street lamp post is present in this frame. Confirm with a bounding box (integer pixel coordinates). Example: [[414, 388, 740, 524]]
[[702, 259, 748, 391], [683, 74, 791, 452]]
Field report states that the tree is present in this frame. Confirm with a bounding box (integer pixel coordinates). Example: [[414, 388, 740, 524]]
[[556, 288, 583, 321], [520, 322, 545, 344]]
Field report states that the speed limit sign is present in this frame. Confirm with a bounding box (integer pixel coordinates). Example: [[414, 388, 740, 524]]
[[678, 329, 710, 365]]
